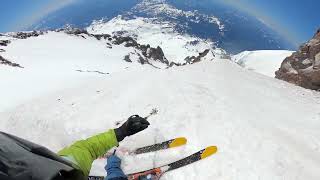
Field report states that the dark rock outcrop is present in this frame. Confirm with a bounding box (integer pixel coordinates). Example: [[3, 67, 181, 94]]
[[56, 27, 88, 35], [0, 40, 11, 46], [12, 31, 44, 39], [169, 49, 213, 67], [0, 55, 23, 68], [124, 55, 132, 62], [146, 46, 169, 65], [276, 29, 320, 90], [184, 49, 211, 64], [111, 34, 169, 65], [93, 34, 111, 41], [113, 36, 137, 46]]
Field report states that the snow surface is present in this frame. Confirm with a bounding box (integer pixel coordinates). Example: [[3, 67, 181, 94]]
[[0, 31, 147, 111], [1, 21, 320, 180], [232, 50, 294, 77]]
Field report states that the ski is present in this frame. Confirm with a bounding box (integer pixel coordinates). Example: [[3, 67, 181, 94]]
[[89, 146, 218, 180], [133, 137, 187, 155], [100, 137, 187, 159]]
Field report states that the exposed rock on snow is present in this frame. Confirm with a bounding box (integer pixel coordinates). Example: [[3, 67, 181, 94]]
[[0, 40, 11, 46], [111, 35, 169, 65], [9, 31, 44, 39], [0, 55, 23, 68], [276, 29, 320, 90], [141, 45, 169, 65], [184, 49, 211, 64], [168, 49, 215, 67], [56, 26, 88, 35], [232, 50, 293, 77], [124, 55, 132, 63]]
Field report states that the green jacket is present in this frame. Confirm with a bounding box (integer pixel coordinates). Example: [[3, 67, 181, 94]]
[[58, 129, 119, 177]]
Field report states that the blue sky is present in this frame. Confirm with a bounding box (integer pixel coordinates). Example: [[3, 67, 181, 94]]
[[219, 0, 319, 46], [0, 0, 76, 32], [0, 0, 318, 46]]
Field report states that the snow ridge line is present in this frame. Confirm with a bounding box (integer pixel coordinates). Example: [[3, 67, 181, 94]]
[[1, 27, 218, 69]]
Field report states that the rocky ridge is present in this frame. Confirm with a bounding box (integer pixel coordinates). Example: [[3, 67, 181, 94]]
[[276, 29, 320, 90], [0, 27, 215, 69]]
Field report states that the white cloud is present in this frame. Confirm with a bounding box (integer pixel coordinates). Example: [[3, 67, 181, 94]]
[[11, 0, 77, 31]]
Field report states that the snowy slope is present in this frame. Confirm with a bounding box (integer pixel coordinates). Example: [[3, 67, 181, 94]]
[[0, 28, 222, 111], [0, 31, 150, 111], [1, 56, 320, 180], [232, 50, 294, 77]]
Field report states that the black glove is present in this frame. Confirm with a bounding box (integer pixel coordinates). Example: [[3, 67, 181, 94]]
[[114, 115, 150, 142]]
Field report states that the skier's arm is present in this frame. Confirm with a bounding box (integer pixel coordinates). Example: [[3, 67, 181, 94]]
[[58, 115, 149, 177], [58, 129, 118, 176]]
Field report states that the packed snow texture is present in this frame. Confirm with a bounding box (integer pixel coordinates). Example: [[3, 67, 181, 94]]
[[1, 21, 320, 180], [87, 16, 225, 64], [0, 31, 147, 111], [232, 50, 294, 77]]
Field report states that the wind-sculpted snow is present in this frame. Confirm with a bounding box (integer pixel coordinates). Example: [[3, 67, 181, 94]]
[[88, 16, 226, 64]]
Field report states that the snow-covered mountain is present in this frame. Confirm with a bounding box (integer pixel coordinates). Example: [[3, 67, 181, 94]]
[[129, 0, 225, 33], [31, 0, 294, 53], [87, 16, 226, 64], [1, 14, 320, 180], [0, 27, 224, 112], [232, 50, 294, 77]]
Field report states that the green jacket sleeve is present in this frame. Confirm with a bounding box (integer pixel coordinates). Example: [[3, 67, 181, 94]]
[[58, 129, 119, 177]]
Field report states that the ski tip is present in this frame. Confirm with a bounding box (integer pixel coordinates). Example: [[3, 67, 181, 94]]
[[200, 146, 218, 159], [169, 137, 187, 148]]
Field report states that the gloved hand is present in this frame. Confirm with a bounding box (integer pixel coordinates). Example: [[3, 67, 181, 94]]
[[105, 155, 127, 180], [114, 115, 150, 142]]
